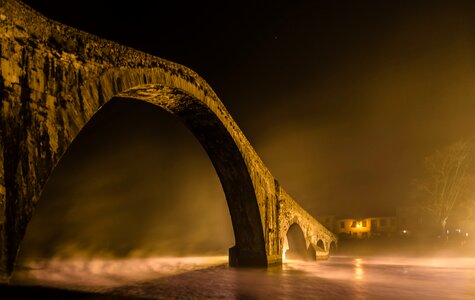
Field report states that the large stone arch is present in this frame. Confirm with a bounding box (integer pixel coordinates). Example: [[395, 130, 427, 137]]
[[1, 66, 273, 277], [0, 0, 337, 283], [114, 84, 269, 267], [92, 86, 267, 256]]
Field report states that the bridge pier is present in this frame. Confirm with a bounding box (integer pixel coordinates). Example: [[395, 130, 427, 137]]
[[228, 246, 268, 267], [0, 228, 13, 284]]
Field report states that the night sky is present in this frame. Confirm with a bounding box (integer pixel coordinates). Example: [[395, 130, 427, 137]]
[[18, 0, 475, 257]]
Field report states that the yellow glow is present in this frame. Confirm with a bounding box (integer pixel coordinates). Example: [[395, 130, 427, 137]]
[[12, 256, 228, 289], [356, 223, 361, 228]]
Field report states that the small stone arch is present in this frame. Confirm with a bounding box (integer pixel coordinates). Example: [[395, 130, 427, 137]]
[[284, 223, 317, 261], [316, 239, 325, 251]]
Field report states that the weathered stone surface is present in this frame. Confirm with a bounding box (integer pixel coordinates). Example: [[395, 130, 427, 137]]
[[0, 0, 337, 282]]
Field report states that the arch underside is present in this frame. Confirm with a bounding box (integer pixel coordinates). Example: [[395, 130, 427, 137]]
[[1, 83, 268, 279], [285, 223, 317, 261], [281, 215, 334, 262], [114, 85, 268, 266]]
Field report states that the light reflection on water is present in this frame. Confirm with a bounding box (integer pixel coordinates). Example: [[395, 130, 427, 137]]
[[354, 257, 364, 280], [12, 256, 475, 299]]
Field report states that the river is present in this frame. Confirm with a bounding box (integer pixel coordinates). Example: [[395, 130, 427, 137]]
[[11, 255, 475, 299]]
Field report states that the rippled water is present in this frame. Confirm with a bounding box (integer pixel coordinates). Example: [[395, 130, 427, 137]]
[[12, 255, 475, 299]]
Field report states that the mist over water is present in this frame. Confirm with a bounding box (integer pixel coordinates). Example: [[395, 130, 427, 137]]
[[12, 256, 228, 290], [12, 255, 475, 299]]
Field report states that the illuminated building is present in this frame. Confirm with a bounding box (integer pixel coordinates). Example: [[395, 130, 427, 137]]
[[318, 216, 398, 239]]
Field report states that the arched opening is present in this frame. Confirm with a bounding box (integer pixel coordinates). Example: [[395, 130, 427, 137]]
[[17, 99, 233, 260], [139, 91, 267, 267], [13, 95, 265, 276], [284, 223, 313, 261], [316, 239, 325, 252]]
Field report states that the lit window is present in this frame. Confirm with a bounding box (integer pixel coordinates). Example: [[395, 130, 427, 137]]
[[362, 220, 367, 227], [351, 221, 357, 228]]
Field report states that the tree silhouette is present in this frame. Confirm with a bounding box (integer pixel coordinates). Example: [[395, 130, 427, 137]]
[[417, 137, 475, 236]]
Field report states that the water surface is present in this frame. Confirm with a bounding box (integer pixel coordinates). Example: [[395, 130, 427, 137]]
[[12, 255, 475, 299]]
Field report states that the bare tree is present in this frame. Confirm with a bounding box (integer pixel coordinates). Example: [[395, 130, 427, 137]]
[[417, 137, 475, 236]]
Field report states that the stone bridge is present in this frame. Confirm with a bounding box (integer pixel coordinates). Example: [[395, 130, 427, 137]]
[[0, 0, 337, 282]]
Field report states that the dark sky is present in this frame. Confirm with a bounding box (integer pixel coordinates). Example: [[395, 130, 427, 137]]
[[18, 0, 475, 257]]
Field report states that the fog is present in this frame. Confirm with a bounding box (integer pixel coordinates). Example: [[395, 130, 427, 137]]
[[246, 11, 475, 215], [12, 256, 475, 299], [18, 100, 234, 260]]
